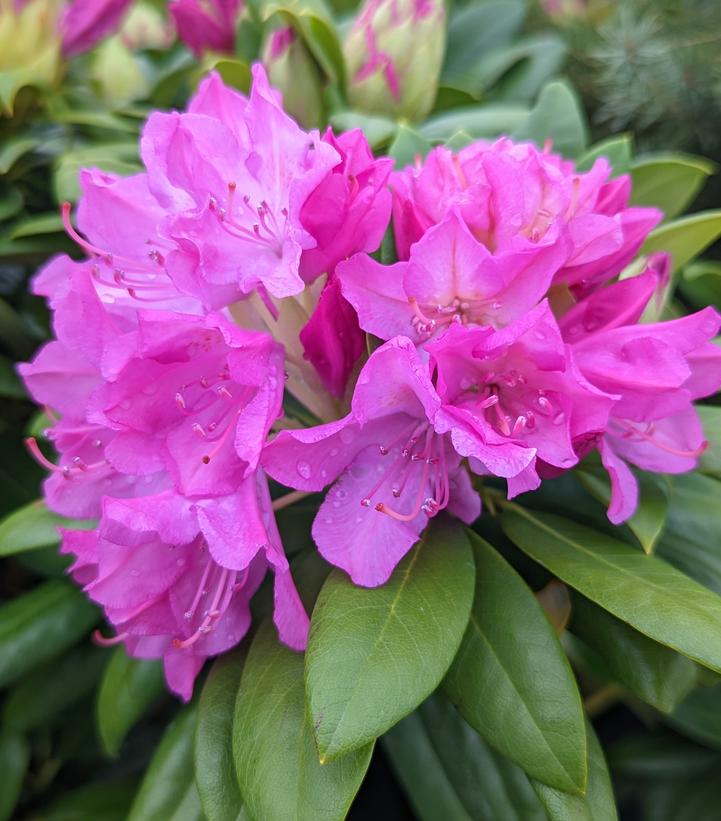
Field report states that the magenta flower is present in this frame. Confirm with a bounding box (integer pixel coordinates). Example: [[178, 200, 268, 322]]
[[141, 66, 339, 303], [299, 128, 393, 282], [60, 0, 132, 57], [263, 336, 481, 587], [563, 276, 721, 521], [391, 139, 661, 293], [338, 209, 569, 344], [169, 0, 242, 57], [429, 301, 616, 498], [62, 476, 308, 701]]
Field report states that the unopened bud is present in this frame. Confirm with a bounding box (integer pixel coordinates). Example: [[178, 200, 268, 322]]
[[263, 27, 324, 128], [343, 0, 445, 121]]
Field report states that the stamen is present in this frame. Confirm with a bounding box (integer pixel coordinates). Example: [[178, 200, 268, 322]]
[[93, 630, 129, 647]]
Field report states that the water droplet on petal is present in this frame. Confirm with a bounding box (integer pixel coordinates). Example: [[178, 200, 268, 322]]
[[339, 428, 355, 444], [296, 460, 312, 479], [552, 411, 566, 426]]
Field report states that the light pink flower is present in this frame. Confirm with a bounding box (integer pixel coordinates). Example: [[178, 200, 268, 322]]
[[169, 0, 242, 57], [263, 336, 480, 587], [141, 66, 339, 303], [391, 138, 661, 293], [338, 209, 569, 344], [429, 301, 616, 498], [62, 475, 308, 701]]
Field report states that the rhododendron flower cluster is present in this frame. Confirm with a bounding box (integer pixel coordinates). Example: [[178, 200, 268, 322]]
[[20, 65, 721, 699]]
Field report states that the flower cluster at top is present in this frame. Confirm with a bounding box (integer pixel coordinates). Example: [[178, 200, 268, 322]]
[[20, 65, 721, 700]]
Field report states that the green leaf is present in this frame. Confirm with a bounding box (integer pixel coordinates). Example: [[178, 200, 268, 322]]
[[128, 707, 202, 821], [441, 0, 527, 95], [501, 507, 721, 675], [195, 649, 247, 821], [383, 692, 547, 821], [570, 594, 697, 713], [678, 260, 721, 311], [328, 111, 397, 150], [421, 104, 529, 142], [608, 730, 721, 780], [630, 153, 716, 221], [204, 58, 251, 93], [3, 645, 106, 732], [35, 778, 137, 821], [443, 532, 586, 794], [0, 187, 23, 223], [233, 620, 372, 821], [532, 721, 617, 821], [0, 580, 98, 689], [9, 213, 63, 239], [698, 406, 721, 477], [0, 136, 40, 175], [576, 135, 633, 177], [388, 123, 432, 169], [0, 355, 24, 399], [667, 685, 721, 751], [0, 499, 94, 557], [97, 647, 165, 757], [512, 79, 588, 158], [305, 518, 475, 760], [575, 467, 669, 555], [0, 733, 29, 821], [640, 210, 721, 275], [656, 473, 721, 596], [53, 142, 140, 203]]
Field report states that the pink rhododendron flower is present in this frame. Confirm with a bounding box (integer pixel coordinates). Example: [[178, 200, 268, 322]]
[[391, 138, 661, 292], [429, 301, 616, 498], [60, 0, 132, 57], [62, 476, 308, 701], [299, 128, 393, 282], [562, 274, 721, 522], [264, 336, 481, 587], [141, 66, 339, 303], [169, 0, 242, 57], [338, 209, 569, 344]]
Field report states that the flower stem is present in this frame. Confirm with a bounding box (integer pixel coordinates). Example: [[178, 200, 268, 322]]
[[271, 489, 311, 512]]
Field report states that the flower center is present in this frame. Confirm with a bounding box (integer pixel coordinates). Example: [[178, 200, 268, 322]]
[[409, 295, 503, 338], [25, 432, 111, 481], [612, 419, 708, 459], [209, 181, 288, 257], [359, 421, 451, 521]]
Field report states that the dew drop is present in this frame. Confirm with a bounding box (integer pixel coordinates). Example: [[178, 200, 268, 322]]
[[360, 497, 371, 507], [296, 460, 312, 479], [560, 457, 575, 468], [176, 558, 185, 567], [339, 428, 355, 444], [330, 448, 339, 457], [130, 569, 140, 577], [552, 411, 566, 426]]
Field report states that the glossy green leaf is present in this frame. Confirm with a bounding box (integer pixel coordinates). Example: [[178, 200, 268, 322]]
[[383, 693, 547, 821], [532, 721, 617, 821], [0, 580, 98, 689], [388, 123, 432, 169], [0, 499, 94, 557], [656, 473, 721, 596], [698, 406, 721, 477], [421, 104, 529, 142], [630, 153, 716, 221], [205, 58, 251, 93], [443, 532, 586, 794], [667, 685, 721, 751], [608, 730, 721, 780], [512, 79, 588, 158], [195, 649, 247, 821], [97, 647, 165, 757], [3, 645, 106, 732], [0, 733, 29, 821], [441, 0, 526, 95], [641, 210, 721, 275], [9, 213, 63, 239], [234, 620, 372, 821], [571, 594, 697, 713], [306, 518, 475, 760], [577, 135, 633, 176], [678, 260, 721, 311], [502, 506, 721, 674], [128, 707, 202, 821], [575, 467, 669, 555]]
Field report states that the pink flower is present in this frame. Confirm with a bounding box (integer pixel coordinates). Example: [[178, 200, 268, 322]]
[[391, 139, 661, 293], [338, 209, 569, 344], [60, 0, 132, 57], [563, 275, 721, 521], [169, 0, 242, 57], [299, 128, 392, 282], [141, 66, 339, 303], [263, 336, 481, 587], [299, 274, 365, 398], [429, 301, 616, 498], [62, 476, 308, 701]]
